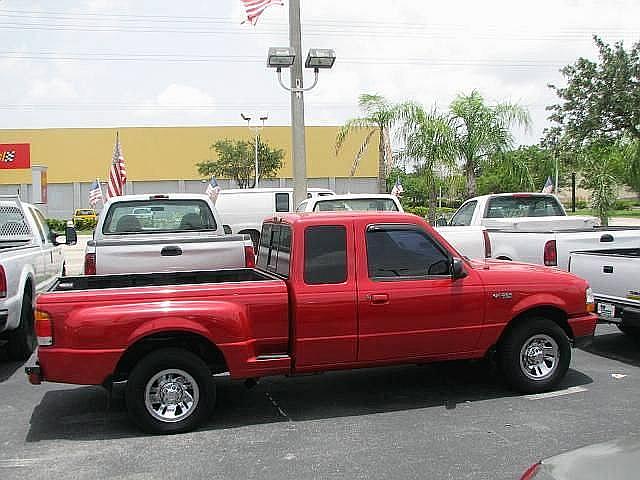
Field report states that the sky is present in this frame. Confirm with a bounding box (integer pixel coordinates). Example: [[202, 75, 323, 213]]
[[1, 0, 639, 145]]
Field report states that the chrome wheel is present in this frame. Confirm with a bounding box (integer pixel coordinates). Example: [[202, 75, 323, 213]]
[[144, 369, 200, 423], [519, 334, 559, 381]]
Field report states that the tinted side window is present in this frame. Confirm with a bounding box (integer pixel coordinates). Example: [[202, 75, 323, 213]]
[[275, 193, 290, 212], [450, 201, 477, 226], [366, 227, 450, 279], [304, 226, 347, 285], [256, 223, 291, 278]]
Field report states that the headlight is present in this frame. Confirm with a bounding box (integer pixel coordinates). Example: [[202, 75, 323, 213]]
[[586, 287, 595, 312]]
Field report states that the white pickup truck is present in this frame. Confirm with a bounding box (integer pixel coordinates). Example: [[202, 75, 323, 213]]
[[84, 193, 254, 275], [443, 192, 640, 270], [569, 248, 640, 339], [297, 193, 491, 260], [1, 195, 77, 359]]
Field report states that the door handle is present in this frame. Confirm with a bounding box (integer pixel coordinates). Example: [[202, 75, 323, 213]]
[[368, 293, 389, 305], [161, 246, 182, 256]]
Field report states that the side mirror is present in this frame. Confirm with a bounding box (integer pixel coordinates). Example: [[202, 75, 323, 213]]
[[451, 257, 467, 280], [435, 217, 449, 227], [223, 224, 232, 234], [64, 225, 78, 245]]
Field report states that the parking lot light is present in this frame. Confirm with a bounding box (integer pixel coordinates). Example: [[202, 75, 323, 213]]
[[267, 47, 296, 69], [305, 48, 336, 70]]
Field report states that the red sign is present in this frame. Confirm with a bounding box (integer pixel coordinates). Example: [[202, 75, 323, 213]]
[[0, 143, 30, 169]]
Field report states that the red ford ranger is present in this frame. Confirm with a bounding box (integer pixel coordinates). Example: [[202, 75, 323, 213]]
[[26, 212, 597, 434]]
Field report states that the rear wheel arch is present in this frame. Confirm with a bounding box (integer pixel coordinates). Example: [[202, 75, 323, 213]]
[[113, 331, 229, 382]]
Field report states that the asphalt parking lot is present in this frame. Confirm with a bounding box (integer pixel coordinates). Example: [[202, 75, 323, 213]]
[[1, 325, 639, 480]]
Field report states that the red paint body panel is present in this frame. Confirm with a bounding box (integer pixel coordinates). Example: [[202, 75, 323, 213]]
[[33, 212, 598, 387]]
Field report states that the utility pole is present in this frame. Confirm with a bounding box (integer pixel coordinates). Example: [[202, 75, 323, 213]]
[[241, 114, 268, 188], [289, 0, 307, 207]]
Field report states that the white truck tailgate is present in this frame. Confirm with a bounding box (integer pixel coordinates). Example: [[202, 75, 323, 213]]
[[556, 229, 640, 270], [94, 236, 247, 275]]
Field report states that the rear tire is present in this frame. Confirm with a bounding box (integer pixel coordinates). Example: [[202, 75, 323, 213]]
[[7, 289, 36, 361], [499, 317, 571, 394], [125, 348, 216, 434]]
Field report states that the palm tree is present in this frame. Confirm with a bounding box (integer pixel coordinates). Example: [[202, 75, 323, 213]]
[[335, 94, 401, 193], [449, 90, 531, 198], [398, 103, 458, 223]]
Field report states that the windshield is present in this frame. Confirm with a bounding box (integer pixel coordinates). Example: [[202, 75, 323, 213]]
[[313, 198, 399, 212], [485, 195, 564, 218], [102, 199, 217, 234]]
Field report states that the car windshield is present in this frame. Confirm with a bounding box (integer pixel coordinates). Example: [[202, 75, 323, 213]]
[[102, 199, 217, 234], [485, 196, 564, 218], [313, 198, 399, 212]]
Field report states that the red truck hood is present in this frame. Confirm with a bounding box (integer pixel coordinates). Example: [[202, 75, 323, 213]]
[[468, 258, 579, 281]]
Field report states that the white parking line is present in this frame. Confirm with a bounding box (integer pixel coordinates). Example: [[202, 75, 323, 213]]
[[525, 386, 588, 400]]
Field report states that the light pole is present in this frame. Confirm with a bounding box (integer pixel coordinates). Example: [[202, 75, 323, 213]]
[[241, 113, 268, 188], [266, 6, 336, 207]]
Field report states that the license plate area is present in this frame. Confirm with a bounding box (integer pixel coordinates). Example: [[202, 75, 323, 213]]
[[597, 302, 616, 318]]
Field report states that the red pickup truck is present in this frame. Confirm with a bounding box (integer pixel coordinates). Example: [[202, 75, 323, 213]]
[[26, 212, 597, 434]]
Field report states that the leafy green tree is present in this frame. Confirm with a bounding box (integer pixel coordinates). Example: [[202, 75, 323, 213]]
[[397, 104, 458, 223], [478, 145, 560, 195], [336, 94, 403, 193], [547, 36, 640, 196], [449, 90, 531, 198], [197, 137, 284, 188], [579, 142, 627, 225]]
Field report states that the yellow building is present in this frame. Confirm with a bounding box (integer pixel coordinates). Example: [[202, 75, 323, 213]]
[[0, 125, 379, 218]]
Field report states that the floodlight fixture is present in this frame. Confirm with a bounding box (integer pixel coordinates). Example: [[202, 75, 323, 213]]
[[305, 48, 336, 70], [267, 47, 296, 69]]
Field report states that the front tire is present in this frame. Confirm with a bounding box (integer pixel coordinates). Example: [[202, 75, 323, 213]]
[[499, 318, 571, 394], [125, 348, 216, 434], [7, 289, 36, 361]]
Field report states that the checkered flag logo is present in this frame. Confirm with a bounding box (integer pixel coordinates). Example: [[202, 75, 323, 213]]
[[0, 150, 16, 162]]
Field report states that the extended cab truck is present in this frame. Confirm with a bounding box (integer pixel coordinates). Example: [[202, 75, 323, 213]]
[[444, 193, 640, 270], [569, 248, 640, 339], [1, 196, 77, 360], [85, 193, 255, 275], [297, 193, 491, 260], [27, 212, 597, 434]]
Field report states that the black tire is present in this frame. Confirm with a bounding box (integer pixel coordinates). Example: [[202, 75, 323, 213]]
[[7, 289, 36, 361], [498, 317, 571, 394], [125, 348, 216, 434], [618, 324, 640, 340]]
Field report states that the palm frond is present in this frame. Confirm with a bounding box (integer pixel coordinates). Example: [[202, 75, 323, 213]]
[[350, 129, 377, 177], [335, 117, 375, 155]]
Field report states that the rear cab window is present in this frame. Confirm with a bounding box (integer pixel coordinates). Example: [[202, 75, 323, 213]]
[[312, 198, 399, 212], [102, 199, 217, 234], [257, 222, 292, 278], [485, 195, 564, 218]]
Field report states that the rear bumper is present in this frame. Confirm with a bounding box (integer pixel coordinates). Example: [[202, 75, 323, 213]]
[[568, 312, 598, 348], [594, 296, 640, 327], [27, 347, 124, 385]]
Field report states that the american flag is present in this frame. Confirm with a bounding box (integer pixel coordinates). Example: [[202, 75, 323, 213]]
[[107, 133, 127, 198], [541, 176, 554, 194], [205, 177, 221, 203], [0, 150, 15, 162], [88, 179, 104, 208], [240, 0, 284, 25], [391, 177, 404, 197]]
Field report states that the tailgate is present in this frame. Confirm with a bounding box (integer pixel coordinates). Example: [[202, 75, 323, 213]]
[[557, 230, 640, 270], [94, 235, 248, 274], [569, 251, 640, 299]]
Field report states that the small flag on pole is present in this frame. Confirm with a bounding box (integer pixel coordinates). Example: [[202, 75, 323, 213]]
[[541, 176, 554, 194], [88, 179, 104, 208], [391, 177, 404, 197], [107, 132, 127, 198], [205, 177, 221, 203], [240, 0, 284, 25]]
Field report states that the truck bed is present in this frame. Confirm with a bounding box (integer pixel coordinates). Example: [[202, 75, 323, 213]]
[[52, 268, 277, 292]]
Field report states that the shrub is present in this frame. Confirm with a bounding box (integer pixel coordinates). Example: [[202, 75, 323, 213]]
[[74, 218, 98, 231], [46, 219, 67, 232]]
